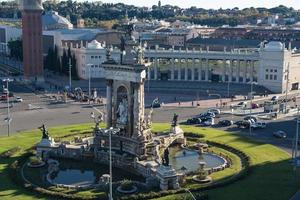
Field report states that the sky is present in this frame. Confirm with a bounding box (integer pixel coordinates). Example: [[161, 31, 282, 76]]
[[76, 0, 300, 9]]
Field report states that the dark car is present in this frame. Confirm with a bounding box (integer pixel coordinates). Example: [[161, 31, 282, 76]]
[[186, 118, 201, 125], [273, 131, 287, 139], [235, 120, 250, 129], [218, 120, 233, 127]]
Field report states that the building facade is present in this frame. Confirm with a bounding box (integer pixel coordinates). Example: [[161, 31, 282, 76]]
[[0, 25, 22, 55]]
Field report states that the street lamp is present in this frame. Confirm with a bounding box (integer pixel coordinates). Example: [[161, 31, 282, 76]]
[[86, 63, 92, 103], [249, 81, 257, 135], [69, 58, 72, 91], [184, 189, 197, 200], [103, 127, 120, 200], [2, 78, 13, 137]]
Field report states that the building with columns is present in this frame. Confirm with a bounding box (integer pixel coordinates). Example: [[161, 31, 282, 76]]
[[58, 40, 300, 93]]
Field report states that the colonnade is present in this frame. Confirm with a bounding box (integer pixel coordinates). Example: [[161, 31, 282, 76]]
[[148, 57, 257, 83]]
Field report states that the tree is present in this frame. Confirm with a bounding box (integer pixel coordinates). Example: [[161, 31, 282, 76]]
[[7, 39, 22, 61], [71, 54, 79, 80], [61, 49, 68, 75]]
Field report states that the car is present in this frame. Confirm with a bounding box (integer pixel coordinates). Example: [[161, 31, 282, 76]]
[[244, 116, 258, 122], [271, 96, 278, 101], [3, 88, 8, 94], [202, 118, 215, 126], [15, 97, 23, 102], [0, 94, 7, 101], [207, 108, 221, 115], [218, 119, 233, 126], [231, 101, 247, 109], [273, 130, 287, 139], [186, 118, 201, 125], [200, 112, 215, 118], [251, 122, 267, 129], [251, 103, 259, 109], [235, 120, 251, 129]]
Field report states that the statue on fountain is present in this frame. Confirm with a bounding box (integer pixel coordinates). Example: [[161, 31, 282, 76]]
[[162, 148, 170, 166], [171, 113, 179, 127], [39, 124, 49, 140], [117, 98, 128, 125]]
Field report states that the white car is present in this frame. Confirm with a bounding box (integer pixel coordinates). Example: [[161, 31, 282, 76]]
[[251, 122, 267, 129], [207, 108, 221, 115], [15, 97, 23, 102]]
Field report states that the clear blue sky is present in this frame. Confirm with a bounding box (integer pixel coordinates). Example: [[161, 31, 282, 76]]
[[77, 0, 300, 9]]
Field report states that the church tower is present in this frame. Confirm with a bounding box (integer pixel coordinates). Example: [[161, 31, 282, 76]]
[[20, 0, 44, 82]]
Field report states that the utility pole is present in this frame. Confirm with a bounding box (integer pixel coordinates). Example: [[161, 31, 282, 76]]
[[249, 82, 253, 135], [285, 63, 290, 114], [69, 58, 72, 91]]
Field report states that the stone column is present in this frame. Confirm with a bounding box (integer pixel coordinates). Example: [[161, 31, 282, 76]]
[[250, 61, 254, 82], [178, 59, 181, 80], [235, 60, 241, 83], [184, 59, 188, 81], [222, 60, 226, 82], [154, 58, 158, 80], [133, 83, 141, 137], [243, 61, 247, 83], [170, 58, 175, 80], [198, 59, 202, 81], [191, 59, 195, 81], [106, 80, 113, 128], [229, 60, 233, 82], [205, 59, 209, 81]]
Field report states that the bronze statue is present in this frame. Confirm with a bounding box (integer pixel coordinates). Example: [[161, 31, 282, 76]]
[[39, 124, 49, 139], [163, 148, 170, 166], [171, 113, 179, 127]]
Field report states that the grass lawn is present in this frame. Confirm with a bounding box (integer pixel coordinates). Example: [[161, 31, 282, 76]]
[[0, 123, 298, 200], [152, 124, 298, 200]]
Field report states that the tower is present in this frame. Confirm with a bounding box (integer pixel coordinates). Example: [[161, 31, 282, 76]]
[[20, 0, 44, 82]]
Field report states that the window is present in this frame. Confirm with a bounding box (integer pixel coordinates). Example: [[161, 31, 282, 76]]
[[270, 69, 273, 72], [91, 56, 94, 59], [274, 75, 277, 80], [266, 69, 269, 72], [274, 69, 277, 73], [270, 75, 273, 80], [265, 74, 269, 80]]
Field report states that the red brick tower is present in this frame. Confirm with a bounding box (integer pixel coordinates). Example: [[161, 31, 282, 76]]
[[20, 0, 44, 82]]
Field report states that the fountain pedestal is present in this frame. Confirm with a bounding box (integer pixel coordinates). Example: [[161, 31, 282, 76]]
[[156, 165, 179, 191]]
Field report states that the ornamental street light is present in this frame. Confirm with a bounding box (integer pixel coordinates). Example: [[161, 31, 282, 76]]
[[86, 63, 92, 104], [249, 81, 257, 136], [2, 78, 13, 137], [103, 127, 120, 200]]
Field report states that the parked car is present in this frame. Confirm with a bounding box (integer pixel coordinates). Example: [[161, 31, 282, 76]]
[[202, 118, 215, 126], [271, 96, 278, 104], [186, 118, 201, 125], [207, 108, 221, 115], [251, 103, 259, 109], [218, 119, 233, 127], [273, 130, 287, 139], [0, 94, 7, 101], [251, 122, 267, 129], [231, 101, 247, 109], [244, 116, 258, 122], [15, 97, 23, 102], [235, 120, 251, 129], [199, 112, 215, 119]]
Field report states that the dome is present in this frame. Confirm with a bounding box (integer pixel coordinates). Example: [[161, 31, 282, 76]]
[[264, 41, 284, 51], [87, 40, 104, 49], [42, 10, 73, 30]]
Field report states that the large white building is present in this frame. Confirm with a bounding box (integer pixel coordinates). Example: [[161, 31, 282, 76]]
[[63, 41, 300, 93]]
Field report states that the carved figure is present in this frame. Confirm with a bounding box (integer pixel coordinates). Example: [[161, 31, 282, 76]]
[[117, 98, 128, 125], [39, 124, 49, 139]]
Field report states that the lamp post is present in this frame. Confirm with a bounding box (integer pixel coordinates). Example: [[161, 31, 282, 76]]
[[69, 58, 72, 91], [2, 78, 13, 137], [104, 127, 120, 200], [249, 81, 257, 135], [86, 63, 92, 104], [184, 189, 197, 200]]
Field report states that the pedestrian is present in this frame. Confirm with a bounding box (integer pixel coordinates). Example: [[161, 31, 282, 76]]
[[192, 101, 194, 106], [178, 101, 181, 106]]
